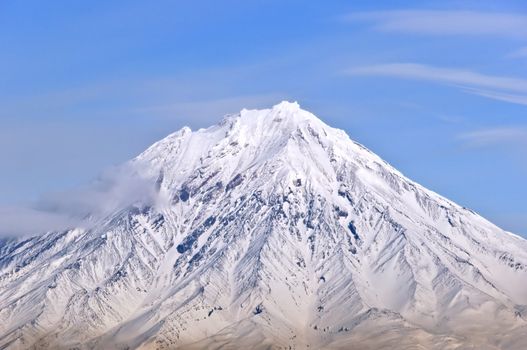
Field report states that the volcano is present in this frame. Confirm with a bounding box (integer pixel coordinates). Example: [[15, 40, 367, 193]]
[[1, 101, 526, 349]]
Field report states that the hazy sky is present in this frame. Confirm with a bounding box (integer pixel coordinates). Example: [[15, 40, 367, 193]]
[[1, 0, 527, 237]]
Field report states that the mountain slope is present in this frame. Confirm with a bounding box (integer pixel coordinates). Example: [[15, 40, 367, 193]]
[[0, 101, 526, 350]]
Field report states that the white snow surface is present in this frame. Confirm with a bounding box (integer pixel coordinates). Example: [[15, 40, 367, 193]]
[[1, 101, 526, 349]]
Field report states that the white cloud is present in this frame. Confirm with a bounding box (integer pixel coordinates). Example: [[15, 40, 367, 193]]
[[36, 164, 157, 218], [346, 63, 527, 106], [0, 206, 79, 238], [131, 94, 285, 123], [0, 163, 160, 238], [347, 63, 527, 92], [0, 61, 280, 127], [507, 46, 527, 58], [463, 88, 527, 106], [458, 127, 527, 147], [345, 10, 527, 38]]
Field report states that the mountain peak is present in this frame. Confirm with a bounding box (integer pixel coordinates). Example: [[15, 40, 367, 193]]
[[271, 100, 301, 112], [137, 102, 346, 185], [240, 100, 301, 115], [236, 100, 320, 127]]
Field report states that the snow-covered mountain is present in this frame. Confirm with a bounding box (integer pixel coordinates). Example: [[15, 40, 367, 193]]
[[1, 101, 526, 350]]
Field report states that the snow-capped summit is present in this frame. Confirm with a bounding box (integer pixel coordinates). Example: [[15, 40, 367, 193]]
[[271, 99, 301, 110], [1, 103, 526, 349], [243, 100, 302, 117]]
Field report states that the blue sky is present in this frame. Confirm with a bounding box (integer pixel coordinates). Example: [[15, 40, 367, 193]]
[[1, 0, 527, 236]]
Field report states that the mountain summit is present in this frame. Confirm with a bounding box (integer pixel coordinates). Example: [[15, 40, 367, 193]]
[[1, 102, 526, 349]]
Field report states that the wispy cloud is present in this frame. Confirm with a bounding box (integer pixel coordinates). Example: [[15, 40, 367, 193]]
[[507, 46, 527, 58], [0, 206, 79, 238], [131, 94, 285, 124], [347, 63, 527, 92], [458, 127, 527, 147], [346, 63, 527, 106], [345, 10, 527, 38], [463, 88, 527, 106], [0, 61, 280, 125], [0, 163, 161, 238]]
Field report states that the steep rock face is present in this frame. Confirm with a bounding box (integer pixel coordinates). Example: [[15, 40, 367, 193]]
[[0, 101, 526, 349]]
